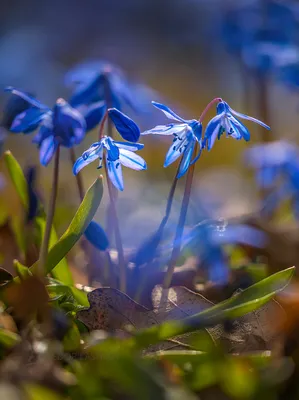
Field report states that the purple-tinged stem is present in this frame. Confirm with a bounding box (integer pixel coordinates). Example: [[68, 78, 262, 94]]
[[163, 98, 221, 289], [70, 148, 84, 202], [38, 146, 60, 276]]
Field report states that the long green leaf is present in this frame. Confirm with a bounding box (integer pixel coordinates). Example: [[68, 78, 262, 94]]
[[0, 329, 21, 348], [31, 177, 103, 275], [4, 151, 29, 209], [133, 267, 295, 348], [4, 151, 73, 285]]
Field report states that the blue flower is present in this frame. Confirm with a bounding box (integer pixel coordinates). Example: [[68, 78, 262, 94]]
[[76, 101, 107, 133], [246, 141, 299, 217], [141, 102, 202, 178], [108, 108, 140, 142], [5, 87, 86, 166], [183, 219, 266, 284], [73, 137, 146, 191], [203, 101, 270, 151], [65, 60, 156, 115]]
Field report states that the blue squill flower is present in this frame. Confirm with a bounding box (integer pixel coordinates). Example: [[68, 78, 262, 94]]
[[65, 60, 156, 115], [203, 100, 270, 150], [73, 137, 146, 191], [141, 102, 202, 178], [76, 101, 107, 133], [183, 219, 266, 284], [5, 87, 86, 166], [246, 141, 299, 218]]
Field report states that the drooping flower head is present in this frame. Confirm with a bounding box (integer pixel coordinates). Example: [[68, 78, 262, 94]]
[[65, 60, 157, 124], [203, 100, 270, 150], [5, 87, 86, 166], [141, 102, 202, 178], [73, 137, 146, 192]]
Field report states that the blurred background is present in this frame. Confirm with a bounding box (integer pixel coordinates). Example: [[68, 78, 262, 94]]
[[1, 0, 299, 247]]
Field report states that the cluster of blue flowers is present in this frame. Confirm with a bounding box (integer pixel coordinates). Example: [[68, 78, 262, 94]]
[[221, 0, 299, 88], [2, 60, 273, 286], [5, 78, 270, 191]]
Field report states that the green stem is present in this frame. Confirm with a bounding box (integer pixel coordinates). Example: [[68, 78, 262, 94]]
[[103, 157, 126, 292], [38, 146, 60, 276]]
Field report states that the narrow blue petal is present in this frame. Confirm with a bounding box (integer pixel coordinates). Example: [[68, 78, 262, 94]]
[[39, 136, 58, 166], [106, 157, 124, 191], [212, 225, 267, 248], [113, 141, 144, 151], [119, 149, 147, 170], [229, 106, 270, 130], [83, 101, 106, 131], [10, 107, 46, 133], [108, 108, 140, 142], [84, 220, 109, 251], [204, 115, 222, 150], [177, 139, 195, 178], [68, 75, 105, 108], [164, 133, 188, 167], [103, 137, 120, 161], [141, 123, 187, 136], [5, 87, 49, 110], [190, 121, 202, 141], [228, 116, 250, 141], [152, 101, 186, 122]]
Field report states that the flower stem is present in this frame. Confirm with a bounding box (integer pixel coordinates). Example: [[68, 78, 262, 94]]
[[38, 146, 60, 276], [163, 98, 219, 289], [103, 157, 126, 292], [163, 144, 197, 289], [70, 148, 84, 202]]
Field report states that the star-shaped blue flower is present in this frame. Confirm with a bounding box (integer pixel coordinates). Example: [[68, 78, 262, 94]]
[[141, 102, 202, 178], [73, 137, 146, 191], [203, 100, 270, 150], [5, 87, 86, 166]]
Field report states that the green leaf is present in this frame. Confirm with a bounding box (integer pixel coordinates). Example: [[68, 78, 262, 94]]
[[35, 216, 73, 285], [63, 322, 81, 352], [0, 329, 21, 348], [133, 267, 295, 348], [47, 280, 89, 308], [4, 151, 29, 209], [31, 177, 103, 276], [13, 259, 32, 279]]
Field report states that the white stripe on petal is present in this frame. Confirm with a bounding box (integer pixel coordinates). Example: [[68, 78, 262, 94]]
[[119, 149, 147, 170], [164, 135, 188, 167], [106, 158, 124, 191], [141, 124, 187, 136]]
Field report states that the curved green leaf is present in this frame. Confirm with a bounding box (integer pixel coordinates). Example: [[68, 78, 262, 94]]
[[31, 177, 103, 275], [4, 151, 29, 209], [134, 267, 295, 348], [0, 329, 21, 348]]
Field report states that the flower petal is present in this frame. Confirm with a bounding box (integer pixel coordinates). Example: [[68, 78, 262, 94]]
[[82, 101, 107, 132], [204, 114, 222, 150], [229, 106, 270, 130], [84, 220, 109, 251], [227, 115, 250, 141], [5, 87, 49, 110], [212, 225, 267, 248], [152, 101, 186, 122], [39, 136, 58, 166], [141, 123, 187, 136], [103, 137, 120, 161], [164, 133, 189, 167], [119, 148, 147, 170], [10, 107, 46, 133], [177, 139, 195, 178], [113, 141, 144, 151], [108, 108, 140, 142], [106, 157, 124, 191]]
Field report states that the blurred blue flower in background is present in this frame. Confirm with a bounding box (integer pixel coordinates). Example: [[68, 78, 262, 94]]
[[73, 137, 146, 191], [65, 60, 158, 127], [246, 141, 299, 218], [203, 101, 270, 150], [141, 101, 202, 178], [6, 87, 86, 165], [183, 218, 266, 284]]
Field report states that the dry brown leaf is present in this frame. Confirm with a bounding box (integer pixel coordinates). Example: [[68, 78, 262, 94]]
[[77, 285, 285, 353]]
